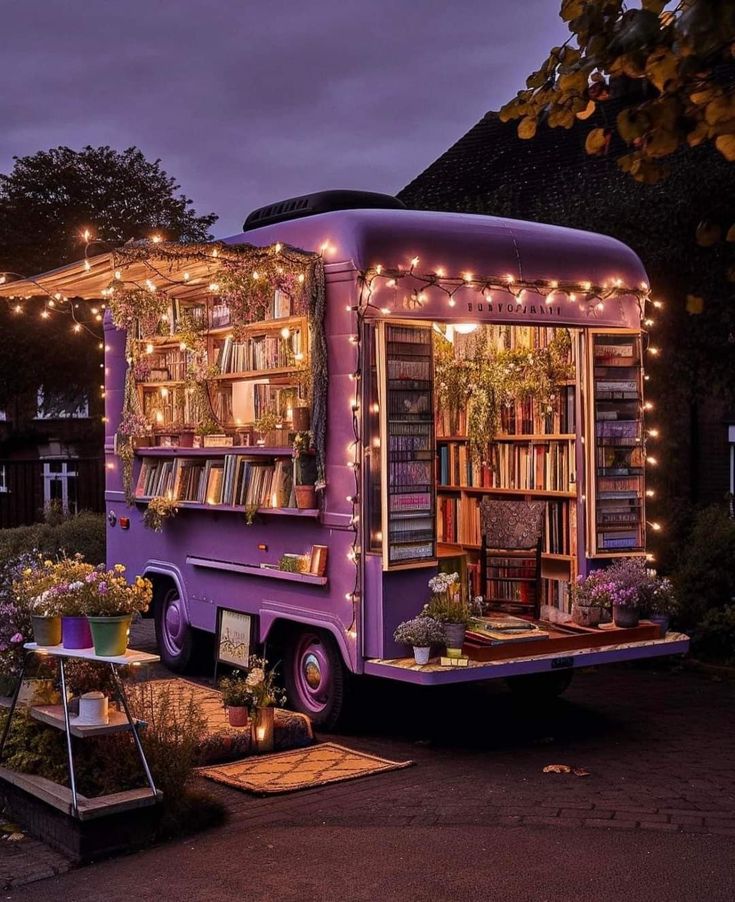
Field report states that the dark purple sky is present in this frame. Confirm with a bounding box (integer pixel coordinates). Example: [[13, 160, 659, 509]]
[[1, 1, 567, 235]]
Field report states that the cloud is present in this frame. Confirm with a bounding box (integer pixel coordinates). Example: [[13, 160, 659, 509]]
[[0, 0, 567, 233]]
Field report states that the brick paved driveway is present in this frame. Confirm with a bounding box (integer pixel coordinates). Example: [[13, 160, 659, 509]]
[[201, 661, 735, 837]]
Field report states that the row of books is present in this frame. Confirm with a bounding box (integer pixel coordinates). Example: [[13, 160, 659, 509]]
[[591, 336, 645, 554], [144, 348, 192, 382], [136, 455, 293, 508], [216, 330, 302, 374], [385, 325, 435, 565], [436, 387, 575, 438], [437, 441, 574, 493], [436, 495, 572, 555]]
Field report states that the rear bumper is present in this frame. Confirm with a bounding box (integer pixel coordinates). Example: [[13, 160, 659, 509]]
[[364, 632, 689, 686]]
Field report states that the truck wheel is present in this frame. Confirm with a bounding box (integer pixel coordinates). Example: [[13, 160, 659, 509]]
[[284, 629, 347, 730], [154, 585, 195, 672], [506, 670, 574, 702]]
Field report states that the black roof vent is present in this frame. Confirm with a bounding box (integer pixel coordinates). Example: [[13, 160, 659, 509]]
[[243, 189, 406, 231]]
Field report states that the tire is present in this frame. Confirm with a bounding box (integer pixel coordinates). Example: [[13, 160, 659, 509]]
[[283, 628, 347, 730], [154, 584, 196, 672], [506, 670, 574, 702]]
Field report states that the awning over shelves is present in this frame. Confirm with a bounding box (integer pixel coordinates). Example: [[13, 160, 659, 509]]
[[0, 209, 648, 329]]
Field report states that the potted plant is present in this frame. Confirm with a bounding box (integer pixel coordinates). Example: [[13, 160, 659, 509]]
[[218, 670, 253, 727], [571, 571, 609, 628], [423, 572, 473, 656], [254, 410, 280, 447], [143, 495, 179, 532], [605, 557, 652, 629], [118, 410, 153, 449], [53, 556, 97, 649], [393, 616, 445, 665], [293, 431, 317, 510], [647, 576, 678, 637], [83, 565, 152, 657], [12, 560, 63, 647], [242, 656, 287, 753]]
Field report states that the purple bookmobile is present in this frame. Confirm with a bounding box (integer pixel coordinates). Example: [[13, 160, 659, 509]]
[[96, 195, 685, 726]]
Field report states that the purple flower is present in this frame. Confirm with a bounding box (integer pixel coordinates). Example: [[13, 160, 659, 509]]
[[98, 582, 108, 594], [10, 632, 23, 644]]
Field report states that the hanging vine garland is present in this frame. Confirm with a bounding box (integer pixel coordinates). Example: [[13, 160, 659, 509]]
[[107, 240, 328, 496]]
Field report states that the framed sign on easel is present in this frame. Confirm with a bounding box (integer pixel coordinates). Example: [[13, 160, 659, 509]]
[[213, 608, 254, 683]]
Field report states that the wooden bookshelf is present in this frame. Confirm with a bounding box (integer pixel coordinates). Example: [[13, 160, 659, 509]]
[[432, 324, 580, 613]]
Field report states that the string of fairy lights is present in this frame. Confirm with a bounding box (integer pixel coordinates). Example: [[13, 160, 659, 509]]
[[2, 231, 664, 590], [358, 255, 663, 559]]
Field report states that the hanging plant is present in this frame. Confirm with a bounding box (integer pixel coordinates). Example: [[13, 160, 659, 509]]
[[109, 286, 169, 335], [143, 496, 179, 532]]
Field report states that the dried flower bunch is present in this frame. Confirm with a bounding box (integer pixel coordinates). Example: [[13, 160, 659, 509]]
[[219, 657, 286, 711], [423, 571, 473, 625], [143, 496, 179, 532]]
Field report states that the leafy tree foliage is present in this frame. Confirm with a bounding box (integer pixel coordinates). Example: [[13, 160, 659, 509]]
[[500, 1, 735, 183], [0, 145, 217, 275]]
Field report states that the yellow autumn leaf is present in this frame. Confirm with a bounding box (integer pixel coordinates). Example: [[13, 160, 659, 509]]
[[686, 294, 704, 315], [585, 128, 609, 155], [695, 221, 721, 247], [576, 100, 596, 120], [517, 117, 538, 140], [715, 134, 735, 161]]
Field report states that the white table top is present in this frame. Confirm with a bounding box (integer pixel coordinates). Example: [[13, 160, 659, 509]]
[[24, 643, 160, 666]]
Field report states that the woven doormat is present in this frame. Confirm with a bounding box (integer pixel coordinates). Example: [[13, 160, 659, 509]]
[[197, 742, 413, 794]]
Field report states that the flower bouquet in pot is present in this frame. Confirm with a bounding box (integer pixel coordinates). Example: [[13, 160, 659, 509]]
[[219, 670, 254, 727], [646, 576, 678, 637], [81, 565, 152, 657], [243, 656, 286, 752], [423, 572, 473, 657], [12, 559, 64, 647], [393, 616, 445, 665], [571, 571, 611, 628]]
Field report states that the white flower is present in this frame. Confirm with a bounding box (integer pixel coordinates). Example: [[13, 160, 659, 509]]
[[245, 668, 265, 688]]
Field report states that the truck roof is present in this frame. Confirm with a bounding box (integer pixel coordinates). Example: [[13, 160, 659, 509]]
[[0, 207, 646, 308]]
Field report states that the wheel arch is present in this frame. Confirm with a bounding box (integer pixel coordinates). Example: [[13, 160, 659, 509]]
[[262, 614, 358, 675], [143, 562, 190, 621]]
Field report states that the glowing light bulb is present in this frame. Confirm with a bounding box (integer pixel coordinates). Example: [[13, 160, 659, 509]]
[[646, 456, 657, 465], [648, 347, 659, 355], [151, 234, 162, 243], [376, 264, 383, 274], [646, 489, 655, 498], [582, 281, 591, 291], [454, 323, 478, 334], [410, 256, 419, 268], [208, 283, 220, 292], [275, 242, 282, 253], [463, 272, 473, 282]]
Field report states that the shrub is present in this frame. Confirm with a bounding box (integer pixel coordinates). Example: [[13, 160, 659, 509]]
[[671, 505, 735, 630], [0, 511, 106, 570], [690, 604, 735, 666]]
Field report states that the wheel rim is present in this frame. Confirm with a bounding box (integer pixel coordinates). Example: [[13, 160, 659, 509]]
[[161, 590, 187, 658], [293, 633, 332, 715]]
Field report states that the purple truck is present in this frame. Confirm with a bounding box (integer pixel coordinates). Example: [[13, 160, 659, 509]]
[[9, 190, 690, 727]]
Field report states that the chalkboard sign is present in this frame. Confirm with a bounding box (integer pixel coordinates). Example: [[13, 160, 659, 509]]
[[216, 609, 253, 669]]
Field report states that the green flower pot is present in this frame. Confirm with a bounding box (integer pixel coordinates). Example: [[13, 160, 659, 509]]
[[87, 614, 132, 657], [31, 615, 62, 647]]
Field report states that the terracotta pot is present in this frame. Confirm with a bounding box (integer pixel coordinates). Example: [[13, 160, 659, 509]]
[[292, 406, 311, 432], [178, 431, 195, 448], [613, 606, 640, 629], [227, 706, 250, 728], [295, 485, 317, 510], [31, 615, 62, 647]]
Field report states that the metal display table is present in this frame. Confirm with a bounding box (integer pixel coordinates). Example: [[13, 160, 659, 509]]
[[0, 642, 161, 818]]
